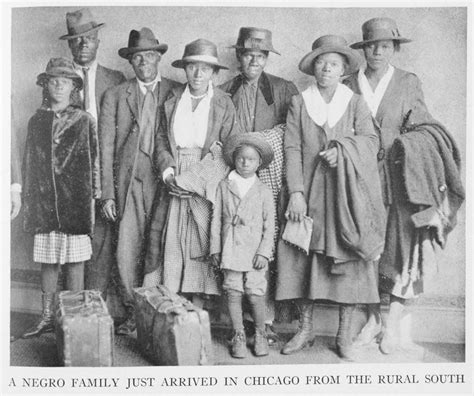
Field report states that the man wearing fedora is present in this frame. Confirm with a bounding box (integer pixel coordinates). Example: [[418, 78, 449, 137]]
[[220, 27, 298, 344], [60, 8, 126, 303], [100, 27, 180, 335]]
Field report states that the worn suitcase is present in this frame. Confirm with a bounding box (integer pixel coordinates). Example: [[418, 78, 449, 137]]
[[55, 290, 114, 366], [133, 285, 213, 366]]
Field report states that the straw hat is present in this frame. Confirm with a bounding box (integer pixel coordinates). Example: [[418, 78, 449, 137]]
[[298, 35, 362, 76], [171, 39, 228, 70], [350, 17, 412, 49], [223, 134, 274, 170]]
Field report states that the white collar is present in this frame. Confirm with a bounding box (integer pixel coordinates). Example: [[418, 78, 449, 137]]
[[73, 60, 98, 73], [228, 170, 256, 198], [137, 72, 162, 94], [357, 64, 394, 117], [182, 80, 214, 101], [301, 82, 353, 129]]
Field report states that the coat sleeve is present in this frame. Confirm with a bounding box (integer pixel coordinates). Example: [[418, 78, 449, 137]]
[[408, 74, 431, 123], [284, 95, 305, 194], [88, 114, 101, 199], [256, 187, 276, 259], [218, 97, 242, 144], [154, 103, 176, 175], [98, 87, 117, 201], [210, 182, 224, 255], [21, 117, 35, 217]]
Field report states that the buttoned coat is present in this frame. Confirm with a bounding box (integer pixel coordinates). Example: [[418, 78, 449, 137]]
[[99, 77, 180, 216], [210, 177, 275, 272], [219, 72, 298, 131], [344, 67, 429, 205], [145, 84, 241, 274]]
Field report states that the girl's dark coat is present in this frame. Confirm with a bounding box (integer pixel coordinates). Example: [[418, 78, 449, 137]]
[[23, 107, 100, 235]]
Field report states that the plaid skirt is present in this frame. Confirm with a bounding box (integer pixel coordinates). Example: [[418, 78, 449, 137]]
[[162, 147, 221, 296], [34, 231, 92, 264]]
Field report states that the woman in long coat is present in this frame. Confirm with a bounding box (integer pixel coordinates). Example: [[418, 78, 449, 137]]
[[276, 35, 385, 360], [151, 39, 240, 306], [344, 18, 431, 353]]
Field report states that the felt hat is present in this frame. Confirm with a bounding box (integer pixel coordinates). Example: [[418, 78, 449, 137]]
[[350, 17, 412, 49], [36, 57, 83, 90], [171, 39, 228, 70], [298, 35, 362, 76], [118, 27, 168, 59], [59, 8, 105, 40], [223, 133, 274, 170], [231, 27, 280, 55]]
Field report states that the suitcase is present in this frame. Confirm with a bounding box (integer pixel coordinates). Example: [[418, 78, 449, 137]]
[[133, 285, 213, 366], [55, 290, 114, 367]]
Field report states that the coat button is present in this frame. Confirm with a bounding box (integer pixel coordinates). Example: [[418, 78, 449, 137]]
[[439, 184, 447, 192]]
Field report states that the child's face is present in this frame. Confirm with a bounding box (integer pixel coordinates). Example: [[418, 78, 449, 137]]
[[234, 145, 261, 179], [47, 77, 74, 105]]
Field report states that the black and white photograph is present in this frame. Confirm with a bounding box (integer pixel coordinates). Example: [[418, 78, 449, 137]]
[[2, 1, 472, 394]]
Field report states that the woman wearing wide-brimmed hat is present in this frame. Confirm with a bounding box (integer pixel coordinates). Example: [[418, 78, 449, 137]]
[[344, 18, 432, 354], [21, 58, 100, 338], [275, 35, 386, 360], [152, 39, 240, 306]]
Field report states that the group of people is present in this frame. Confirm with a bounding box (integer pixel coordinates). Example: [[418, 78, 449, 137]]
[[13, 8, 464, 362]]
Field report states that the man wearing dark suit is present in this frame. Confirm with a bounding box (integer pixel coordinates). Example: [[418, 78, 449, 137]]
[[220, 27, 298, 344], [59, 8, 126, 300], [100, 27, 180, 335]]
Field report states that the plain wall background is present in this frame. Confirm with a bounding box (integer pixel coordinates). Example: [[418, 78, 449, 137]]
[[10, 6, 467, 299]]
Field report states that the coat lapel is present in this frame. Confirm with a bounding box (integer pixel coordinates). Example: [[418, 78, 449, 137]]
[[164, 86, 184, 161], [126, 79, 140, 124], [95, 65, 107, 114], [375, 68, 400, 125], [202, 94, 223, 155]]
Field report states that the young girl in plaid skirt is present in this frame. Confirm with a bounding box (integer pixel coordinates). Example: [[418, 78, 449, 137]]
[[22, 58, 100, 338]]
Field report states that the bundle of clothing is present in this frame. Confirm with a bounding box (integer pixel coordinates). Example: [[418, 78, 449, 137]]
[[307, 134, 386, 271], [380, 120, 465, 295]]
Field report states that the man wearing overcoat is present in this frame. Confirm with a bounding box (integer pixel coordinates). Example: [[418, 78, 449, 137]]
[[59, 8, 126, 300], [100, 27, 180, 334]]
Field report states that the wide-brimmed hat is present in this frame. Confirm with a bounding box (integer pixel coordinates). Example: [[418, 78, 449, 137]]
[[118, 27, 168, 59], [36, 57, 83, 90], [223, 133, 274, 170], [230, 27, 281, 55], [171, 39, 228, 70], [59, 8, 105, 40], [299, 35, 362, 76], [350, 17, 412, 49]]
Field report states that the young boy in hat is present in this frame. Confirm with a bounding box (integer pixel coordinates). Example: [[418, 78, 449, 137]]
[[210, 134, 275, 358], [22, 57, 100, 338]]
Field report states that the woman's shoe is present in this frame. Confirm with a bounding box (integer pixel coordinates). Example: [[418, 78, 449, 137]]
[[281, 300, 314, 355], [353, 320, 382, 346], [379, 328, 398, 354], [336, 304, 356, 361], [22, 293, 55, 338]]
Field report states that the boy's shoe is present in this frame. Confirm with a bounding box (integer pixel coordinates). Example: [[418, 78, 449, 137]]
[[254, 328, 269, 357], [231, 330, 247, 358]]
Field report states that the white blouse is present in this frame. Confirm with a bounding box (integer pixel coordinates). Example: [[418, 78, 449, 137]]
[[173, 81, 214, 148], [357, 64, 394, 117], [301, 82, 354, 129]]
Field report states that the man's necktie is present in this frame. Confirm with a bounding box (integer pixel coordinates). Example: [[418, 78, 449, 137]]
[[139, 84, 156, 156], [82, 67, 90, 111]]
